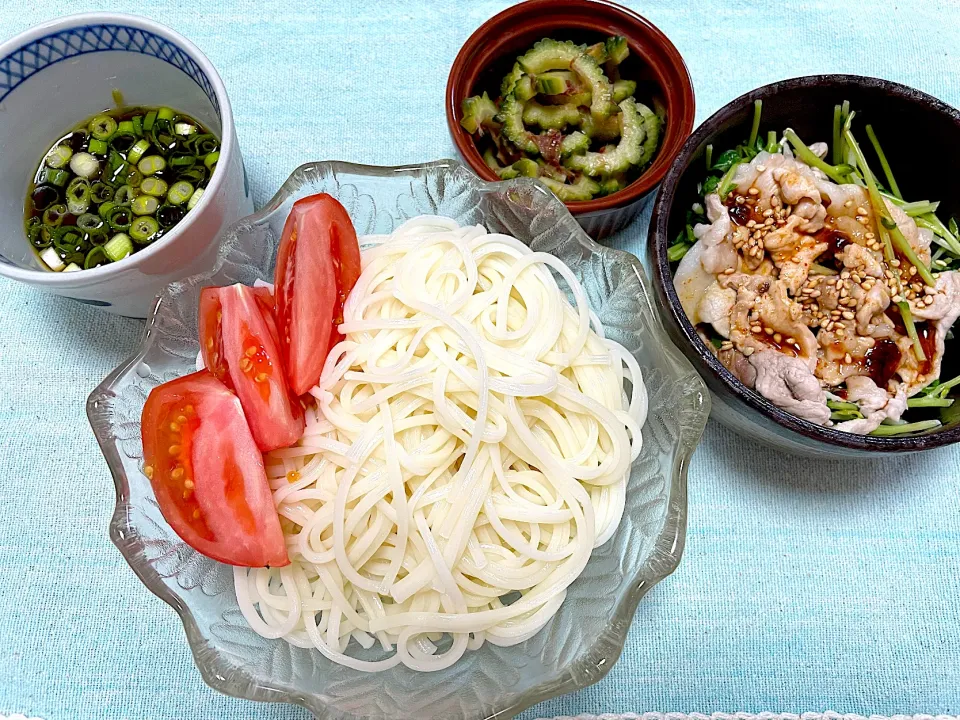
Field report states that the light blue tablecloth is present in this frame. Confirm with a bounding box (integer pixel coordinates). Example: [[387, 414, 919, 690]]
[[2, 1, 960, 718]]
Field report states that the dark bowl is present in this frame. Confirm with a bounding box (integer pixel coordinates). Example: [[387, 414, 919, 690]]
[[649, 74, 960, 457], [446, 0, 695, 239]]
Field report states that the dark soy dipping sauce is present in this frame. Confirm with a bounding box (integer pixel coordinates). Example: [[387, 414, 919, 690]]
[[25, 106, 220, 272], [863, 339, 902, 388]]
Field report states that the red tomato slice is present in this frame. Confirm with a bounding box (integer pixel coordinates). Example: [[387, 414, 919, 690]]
[[140, 370, 289, 568], [199, 287, 231, 387], [275, 193, 362, 396], [251, 286, 281, 349], [211, 283, 305, 451]]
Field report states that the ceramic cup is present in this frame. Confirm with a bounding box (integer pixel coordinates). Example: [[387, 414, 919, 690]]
[[0, 12, 253, 317]]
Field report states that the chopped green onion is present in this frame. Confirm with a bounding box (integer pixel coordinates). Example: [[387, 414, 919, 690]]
[[76, 213, 104, 234], [131, 194, 159, 216], [106, 204, 132, 231], [69, 152, 99, 179], [177, 166, 207, 185], [898, 300, 926, 362], [84, 246, 107, 270], [40, 246, 65, 271], [127, 139, 151, 164], [88, 115, 118, 140], [842, 125, 895, 262], [167, 180, 193, 206], [103, 233, 133, 262], [175, 122, 197, 136], [130, 216, 160, 244], [784, 129, 849, 184], [140, 177, 168, 197], [889, 223, 935, 286], [114, 185, 137, 206], [132, 115, 143, 137], [157, 204, 186, 227], [138, 155, 166, 175], [869, 419, 941, 436], [43, 204, 67, 227], [864, 124, 901, 200], [62, 262, 82, 273], [747, 99, 762, 149], [42, 168, 70, 187], [118, 120, 134, 134], [98, 201, 116, 220], [144, 110, 157, 131], [705, 144, 713, 170], [187, 187, 204, 210], [91, 181, 113, 204], [157, 107, 175, 122], [87, 138, 108, 155], [170, 154, 196, 168], [124, 167, 143, 189], [203, 151, 219, 170], [907, 396, 954, 408], [45, 144, 73, 169]]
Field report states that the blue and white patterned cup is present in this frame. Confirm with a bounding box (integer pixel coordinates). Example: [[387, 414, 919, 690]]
[[0, 13, 253, 317]]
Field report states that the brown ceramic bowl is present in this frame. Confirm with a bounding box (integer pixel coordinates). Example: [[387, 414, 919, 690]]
[[446, 0, 695, 239]]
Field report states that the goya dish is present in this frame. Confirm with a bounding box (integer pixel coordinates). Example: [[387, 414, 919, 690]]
[[460, 36, 662, 202], [670, 100, 960, 436], [25, 106, 219, 272]]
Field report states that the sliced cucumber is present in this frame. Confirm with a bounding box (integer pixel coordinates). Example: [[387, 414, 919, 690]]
[[599, 176, 626, 196], [612, 79, 637, 103], [523, 100, 580, 130], [499, 166, 519, 180], [571, 54, 615, 118], [483, 147, 503, 172], [498, 94, 538, 153], [565, 98, 646, 176], [517, 38, 584, 74], [540, 174, 601, 201], [460, 92, 498, 134], [560, 131, 590, 157]]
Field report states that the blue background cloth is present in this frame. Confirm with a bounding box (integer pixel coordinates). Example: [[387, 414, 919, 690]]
[[1, 1, 959, 718]]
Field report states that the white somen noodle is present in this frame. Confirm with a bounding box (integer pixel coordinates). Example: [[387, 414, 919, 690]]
[[234, 216, 647, 672]]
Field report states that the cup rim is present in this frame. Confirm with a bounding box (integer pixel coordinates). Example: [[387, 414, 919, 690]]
[[0, 11, 236, 286], [445, 0, 696, 216]]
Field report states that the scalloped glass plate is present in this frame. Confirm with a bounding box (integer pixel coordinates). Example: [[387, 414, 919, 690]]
[[86, 159, 709, 720]]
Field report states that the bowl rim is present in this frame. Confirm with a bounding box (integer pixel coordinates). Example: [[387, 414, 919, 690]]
[[650, 73, 960, 452], [87, 157, 711, 718], [445, 0, 695, 215], [0, 11, 237, 286]]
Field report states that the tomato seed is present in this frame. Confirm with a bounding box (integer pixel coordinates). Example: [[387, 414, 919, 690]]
[[172, 467, 184, 479], [143, 465, 154, 479], [168, 444, 182, 455]]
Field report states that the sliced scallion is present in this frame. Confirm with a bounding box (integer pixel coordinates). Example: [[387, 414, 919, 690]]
[[864, 124, 901, 200], [88, 115, 118, 140], [143, 110, 157, 131], [106, 204, 133, 231], [203, 151, 219, 170], [40, 246, 65, 271], [66, 177, 91, 215], [784, 129, 849, 184], [118, 120, 134, 134], [62, 262, 82, 273], [187, 187, 204, 210], [76, 213, 104, 234], [157, 107, 175, 122], [157, 203, 186, 227], [103, 233, 133, 262], [138, 155, 166, 175], [43, 204, 67, 227], [98, 201, 116, 220], [69, 152, 99, 179], [88, 138, 108, 155], [91, 182, 113, 204], [747, 99, 762, 149], [84, 246, 107, 269], [140, 177, 168, 197], [175, 122, 197, 136], [869, 419, 941, 436], [45, 144, 73, 169], [132, 115, 143, 137], [127, 139, 151, 164], [114, 185, 137, 206], [42, 168, 70, 187], [130, 216, 160, 244], [132, 194, 159, 216], [167, 180, 193, 206]]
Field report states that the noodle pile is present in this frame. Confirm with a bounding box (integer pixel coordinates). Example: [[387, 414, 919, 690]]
[[235, 216, 647, 671]]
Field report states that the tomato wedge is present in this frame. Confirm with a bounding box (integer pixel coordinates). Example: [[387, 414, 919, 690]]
[[275, 193, 362, 395], [140, 370, 289, 568], [200, 284, 304, 451]]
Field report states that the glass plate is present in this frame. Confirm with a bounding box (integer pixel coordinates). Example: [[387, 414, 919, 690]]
[[87, 159, 710, 720]]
